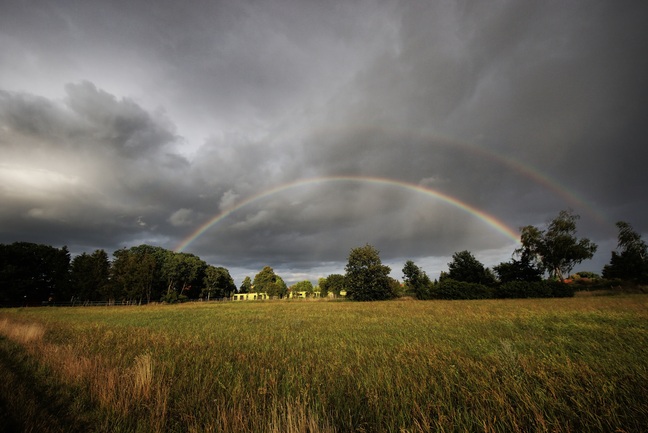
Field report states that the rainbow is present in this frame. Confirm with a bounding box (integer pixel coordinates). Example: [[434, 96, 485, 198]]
[[278, 124, 610, 226], [174, 175, 521, 253]]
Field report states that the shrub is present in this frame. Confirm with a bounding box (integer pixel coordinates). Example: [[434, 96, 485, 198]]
[[495, 281, 574, 299], [433, 279, 493, 300], [574, 271, 601, 280], [496, 281, 534, 299], [547, 280, 575, 298], [160, 292, 188, 303]]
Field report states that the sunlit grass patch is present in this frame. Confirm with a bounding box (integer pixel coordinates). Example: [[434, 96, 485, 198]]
[[0, 317, 45, 344]]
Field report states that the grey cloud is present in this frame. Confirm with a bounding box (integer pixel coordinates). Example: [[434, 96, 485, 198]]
[[301, 1, 648, 218], [64, 81, 179, 157], [0, 91, 74, 142], [1, 0, 647, 284], [186, 179, 513, 274], [0, 83, 197, 254]]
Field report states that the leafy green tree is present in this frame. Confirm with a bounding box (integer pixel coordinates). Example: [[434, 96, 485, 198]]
[[202, 266, 236, 299], [328, 274, 346, 296], [239, 276, 252, 293], [111, 248, 157, 303], [318, 277, 328, 297], [108, 245, 174, 303], [444, 251, 496, 286], [320, 274, 345, 297], [402, 260, 433, 299], [290, 280, 314, 296], [253, 266, 288, 298], [388, 277, 404, 297], [70, 249, 110, 301], [179, 254, 208, 299], [161, 252, 182, 296], [493, 256, 542, 283], [109, 249, 132, 302], [435, 279, 493, 300], [269, 278, 288, 298], [161, 252, 206, 298], [602, 221, 648, 282], [517, 210, 598, 281], [345, 244, 394, 301], [128, 245, 170, 299], [0, 242, 71, 304]]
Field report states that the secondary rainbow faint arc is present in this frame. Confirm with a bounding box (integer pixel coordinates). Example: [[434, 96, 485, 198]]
[[280, 124, 609, 226], [174, 175, 521, 253]]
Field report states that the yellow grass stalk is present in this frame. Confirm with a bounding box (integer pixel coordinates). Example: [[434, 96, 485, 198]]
[[0, 318, 45, 344], [133, 352, 154, 400]]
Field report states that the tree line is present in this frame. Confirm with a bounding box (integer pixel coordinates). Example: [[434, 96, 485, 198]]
[[0, 244, 236, 306], [1, 210, 646, 305], [344, 210, 648, 301]]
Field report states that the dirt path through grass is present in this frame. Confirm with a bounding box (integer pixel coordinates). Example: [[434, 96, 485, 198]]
[[0, 336, 97, 433]]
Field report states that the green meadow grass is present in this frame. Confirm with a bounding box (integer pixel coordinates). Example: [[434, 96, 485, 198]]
[[1, 295, 647, 432]]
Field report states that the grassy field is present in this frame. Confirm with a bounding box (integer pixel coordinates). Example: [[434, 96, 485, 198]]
[[0, 295, 647, 433]]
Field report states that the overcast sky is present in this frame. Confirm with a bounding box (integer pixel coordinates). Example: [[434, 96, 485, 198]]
[[2, 0, 647, 285]]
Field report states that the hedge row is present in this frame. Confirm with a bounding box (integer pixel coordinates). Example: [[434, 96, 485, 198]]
[[431, 279, 574, 300], [495, 280, 575, 299]]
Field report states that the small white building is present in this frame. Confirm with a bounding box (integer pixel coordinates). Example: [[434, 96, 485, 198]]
[[231, 292, 270, 301], [287, 291, 320, 299]]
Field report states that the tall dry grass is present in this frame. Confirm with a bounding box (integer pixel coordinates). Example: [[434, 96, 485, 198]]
[[0, 317, 170, 433], [0, 318, 45, 344], [1, 295, 647, 432]]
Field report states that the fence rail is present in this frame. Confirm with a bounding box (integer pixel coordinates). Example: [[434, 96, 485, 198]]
[[0, 298, 233, 308]]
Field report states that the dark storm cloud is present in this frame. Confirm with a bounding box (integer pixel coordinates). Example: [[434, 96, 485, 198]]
[[1, 0, 647, 283], [63, 82, 179, 157], [305, 1, 648, 222], [0, 0, 394, 132]]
